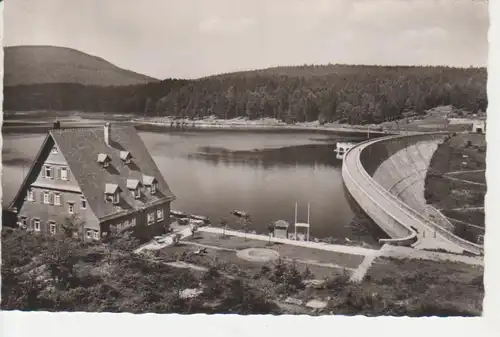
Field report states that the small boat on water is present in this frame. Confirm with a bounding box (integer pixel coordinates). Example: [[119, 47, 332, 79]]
[[190, 214, 210, 224], [231, 210, 250, 218], [171, 210, 188, 218]]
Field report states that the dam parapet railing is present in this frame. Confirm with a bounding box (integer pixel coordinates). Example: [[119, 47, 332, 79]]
[[342, 136, 419, 247], [343, 132, 483, 256]]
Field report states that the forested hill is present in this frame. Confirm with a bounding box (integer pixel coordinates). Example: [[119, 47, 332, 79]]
[[4, 46, 159, 86], [4, 64, 487, 125]]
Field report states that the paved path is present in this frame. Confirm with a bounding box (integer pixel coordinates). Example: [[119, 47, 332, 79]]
[[441, 174, 486, 187], [379, 244, 483, 266], [444, 217, 485, 230], [441, 206, 484, 211], [349, 254, 381, 283], [134, 227, 192, 254], [445, 169, 485, 175]]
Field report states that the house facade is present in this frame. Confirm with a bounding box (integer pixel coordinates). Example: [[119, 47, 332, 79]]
[[8, 123, 176, 242]]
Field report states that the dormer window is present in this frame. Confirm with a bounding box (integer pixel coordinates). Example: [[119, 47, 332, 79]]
[[51, 146, 59, 154], [120, 151, 133, 164], [143, 175, 158, 195], [97, 153, 111, 168], [126, 179, 141, 199], [104, 183, 120, 204]]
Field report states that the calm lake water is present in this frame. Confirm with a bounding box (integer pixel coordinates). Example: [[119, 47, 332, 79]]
[[2, 128, 376, 242]]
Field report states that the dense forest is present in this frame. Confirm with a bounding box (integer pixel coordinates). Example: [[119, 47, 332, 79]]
[[4, 65, 487, 125]]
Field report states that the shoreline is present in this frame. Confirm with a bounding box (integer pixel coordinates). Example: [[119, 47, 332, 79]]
[[131, 118, 392, 135]]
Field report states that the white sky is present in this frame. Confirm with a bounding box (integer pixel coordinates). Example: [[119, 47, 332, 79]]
[[2, 0, 489, 79]]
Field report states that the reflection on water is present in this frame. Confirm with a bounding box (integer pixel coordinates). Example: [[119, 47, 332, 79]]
[[188, 143, 341, 169], [2, 129, 376, 243]]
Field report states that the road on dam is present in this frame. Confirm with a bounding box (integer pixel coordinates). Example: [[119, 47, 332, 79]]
[[342, 133, 483, 256]]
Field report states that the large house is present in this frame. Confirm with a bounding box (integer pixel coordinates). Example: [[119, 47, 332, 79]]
[[8, 123, 175, 241]]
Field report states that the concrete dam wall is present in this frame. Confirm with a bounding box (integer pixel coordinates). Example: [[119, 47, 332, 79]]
[[343, 133, 483, 255], [359, 134, 447, 226]]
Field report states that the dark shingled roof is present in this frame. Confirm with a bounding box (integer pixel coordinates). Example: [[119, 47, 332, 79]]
[[50, 125, 175, 220]]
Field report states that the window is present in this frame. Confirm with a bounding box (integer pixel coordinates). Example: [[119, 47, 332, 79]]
[[44, 165, 53, 179], [147, 212, 155, 225], [133, 188, 141, 199], [34, 219, 41, 232], [68, 203, 74, 214], [150, 183, 157, 194], [54, 193, 61, 206], [105, 192, 119, 204], [81, 196, 87, 209], [103, 161, 109, 168], [43, 191, 50, 204], [19, 217, 28, 228], [51, 146, 58, 154], [93, 231, 100, 240], [60, 167, 68, 181], [27, 189, 34, 201], [156, 209, 164, 222], [49, 222, 56, 235], [86, 230, 92, 239]]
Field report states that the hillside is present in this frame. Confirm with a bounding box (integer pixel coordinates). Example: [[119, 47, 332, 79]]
[[4, 62, 487, 125], [207, 64, 447, 79], [3, 45, 159, 86]]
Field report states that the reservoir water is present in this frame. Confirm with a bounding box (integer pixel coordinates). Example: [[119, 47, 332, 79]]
[[2, 128, 376, 242]]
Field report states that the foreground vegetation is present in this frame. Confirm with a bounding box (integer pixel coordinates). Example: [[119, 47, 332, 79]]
[[2, 228, 483, 316], [4, 65, 486, 125]]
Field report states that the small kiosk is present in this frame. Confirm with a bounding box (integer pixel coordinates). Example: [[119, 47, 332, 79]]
[[273, 220, 290, 239]]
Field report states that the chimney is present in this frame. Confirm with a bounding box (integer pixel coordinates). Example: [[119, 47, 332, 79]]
[[104, 123, 111, 146], [53, 121, 61, 129]]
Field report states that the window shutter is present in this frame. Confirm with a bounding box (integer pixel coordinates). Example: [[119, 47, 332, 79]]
[[55, 167, 60, 179], [32, 191, 36, 202], [50, 193, 54, 205], [41, 166, 46, 178], [50, 167, 54, 179], [40, 191, 44, 203], [59, 194, 63, 205]]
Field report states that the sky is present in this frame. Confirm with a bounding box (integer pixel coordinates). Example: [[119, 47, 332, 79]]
[[2, 0, 490, 79]]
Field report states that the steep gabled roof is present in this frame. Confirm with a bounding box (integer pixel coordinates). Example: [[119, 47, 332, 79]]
[[143, 175, 157, 186], [97, 153, 111, 163], [105, 183, 120, 194], [120, 151, 132, 161], [49, 125, 175, 220], [126, 179, 140, 190], [8, 133, 52, 212]]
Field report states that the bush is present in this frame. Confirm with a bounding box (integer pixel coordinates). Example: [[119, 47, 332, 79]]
[[270, 259, 305, 295]]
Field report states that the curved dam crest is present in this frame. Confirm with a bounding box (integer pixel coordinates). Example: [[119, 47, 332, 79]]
[[342, 133, 483, 256]]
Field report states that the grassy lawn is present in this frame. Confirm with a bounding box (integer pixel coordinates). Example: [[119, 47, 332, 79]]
[[183, 231, 365, 269]]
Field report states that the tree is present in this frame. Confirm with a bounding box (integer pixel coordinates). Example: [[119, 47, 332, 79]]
[[172, 233, 183, 246], [267, 222, 275, 244], [190, 223, 199, 238], [60, 215, 84, 238], [220, 217, 229, 238], [239, 215, 252, 241]]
